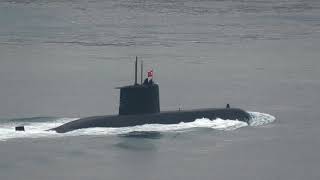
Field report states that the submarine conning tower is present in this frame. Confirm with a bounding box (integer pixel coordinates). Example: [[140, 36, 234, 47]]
[[118, 57, 160, 115]]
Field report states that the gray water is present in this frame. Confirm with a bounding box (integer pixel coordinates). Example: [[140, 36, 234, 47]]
[[0, 0, 320, 179]]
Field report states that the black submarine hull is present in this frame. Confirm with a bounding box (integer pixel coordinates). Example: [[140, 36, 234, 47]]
[[52, 108, 251, 133]]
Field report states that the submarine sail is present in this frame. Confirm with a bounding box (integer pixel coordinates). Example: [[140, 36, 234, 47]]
[[52, 57, 251, 133], [119, 57, 160, 115]]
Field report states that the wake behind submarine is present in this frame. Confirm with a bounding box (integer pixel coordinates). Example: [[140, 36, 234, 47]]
[[52, 57, 251, 133]]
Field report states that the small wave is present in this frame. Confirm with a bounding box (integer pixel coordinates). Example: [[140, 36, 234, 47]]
[[65, 118, 248, 137], [248, 111, 276, 126], [118, 131, 162, 139], [0, 118, 78, 141], [0, 111, 275, 141], [45, 41, 135, 47]]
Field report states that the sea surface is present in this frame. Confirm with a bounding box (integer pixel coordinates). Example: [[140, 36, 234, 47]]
[[0, 0, 320, 180]]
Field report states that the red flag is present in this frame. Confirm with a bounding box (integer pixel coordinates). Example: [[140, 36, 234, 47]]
[[147, 69, 153, 78]]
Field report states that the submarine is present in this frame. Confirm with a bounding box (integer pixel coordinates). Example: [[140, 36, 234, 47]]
[[52, 57, 251, 133]]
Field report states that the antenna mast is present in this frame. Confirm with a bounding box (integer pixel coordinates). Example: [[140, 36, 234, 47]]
[[141, 60, 143, 84], [134, 56, 138, 85]]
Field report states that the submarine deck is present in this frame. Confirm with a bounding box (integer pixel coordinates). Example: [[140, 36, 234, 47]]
[[52, 108, 251, 133]]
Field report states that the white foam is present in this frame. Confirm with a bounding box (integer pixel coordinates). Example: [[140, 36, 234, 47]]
[[0, 111, 275, 141], [248, 111, 276, 126], [65, 118, 248, 136], [0, 118, 78, 141]]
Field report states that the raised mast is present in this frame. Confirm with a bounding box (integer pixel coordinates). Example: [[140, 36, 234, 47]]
[[141, 60, 143, 84], [119, 57, 160, 115], [134, 56, 138, 85]]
